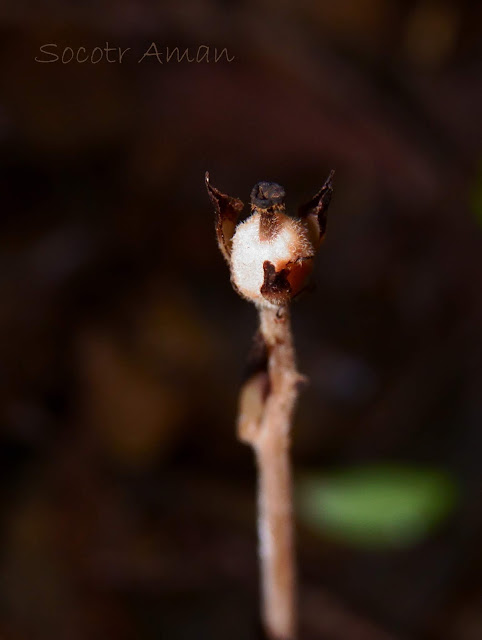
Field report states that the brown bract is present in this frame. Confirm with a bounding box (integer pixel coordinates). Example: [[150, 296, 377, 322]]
[[205, 171, 244, 264]]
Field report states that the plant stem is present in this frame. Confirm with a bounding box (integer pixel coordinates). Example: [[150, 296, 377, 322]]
[[239, 305, 302, 640]]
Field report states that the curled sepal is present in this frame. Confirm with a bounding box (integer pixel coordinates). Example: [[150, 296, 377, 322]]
[[260, 260, 291, 306], [205, 171, 244, 264], [298, 169, 335, 248]]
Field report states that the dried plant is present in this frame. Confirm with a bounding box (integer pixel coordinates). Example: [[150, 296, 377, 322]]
[[206, 170, 334, 640]]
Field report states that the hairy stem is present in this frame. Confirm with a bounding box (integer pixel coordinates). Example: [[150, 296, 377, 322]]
[[239, 306, 302, 640]]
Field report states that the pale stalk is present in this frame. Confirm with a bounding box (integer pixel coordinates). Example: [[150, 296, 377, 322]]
[[239, 305, 302, 640]]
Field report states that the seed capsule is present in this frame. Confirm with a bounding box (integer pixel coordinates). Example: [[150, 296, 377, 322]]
[[206, 171, 334, 308]]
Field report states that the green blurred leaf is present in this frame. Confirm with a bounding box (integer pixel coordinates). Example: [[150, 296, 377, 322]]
[[297, 464, 457, 549]]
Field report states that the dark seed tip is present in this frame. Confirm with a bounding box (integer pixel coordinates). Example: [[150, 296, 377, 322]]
[[250, 181, 286, 209]]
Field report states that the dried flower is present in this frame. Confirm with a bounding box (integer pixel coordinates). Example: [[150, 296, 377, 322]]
[[207, 169, 335, 640], [205, 171, 334, 308]]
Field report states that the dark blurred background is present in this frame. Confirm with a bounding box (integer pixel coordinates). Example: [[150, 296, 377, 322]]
[[0, 1, 482, 639]]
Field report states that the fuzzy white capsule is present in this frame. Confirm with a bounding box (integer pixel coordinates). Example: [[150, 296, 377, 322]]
[[230, 211, 315, 307]]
